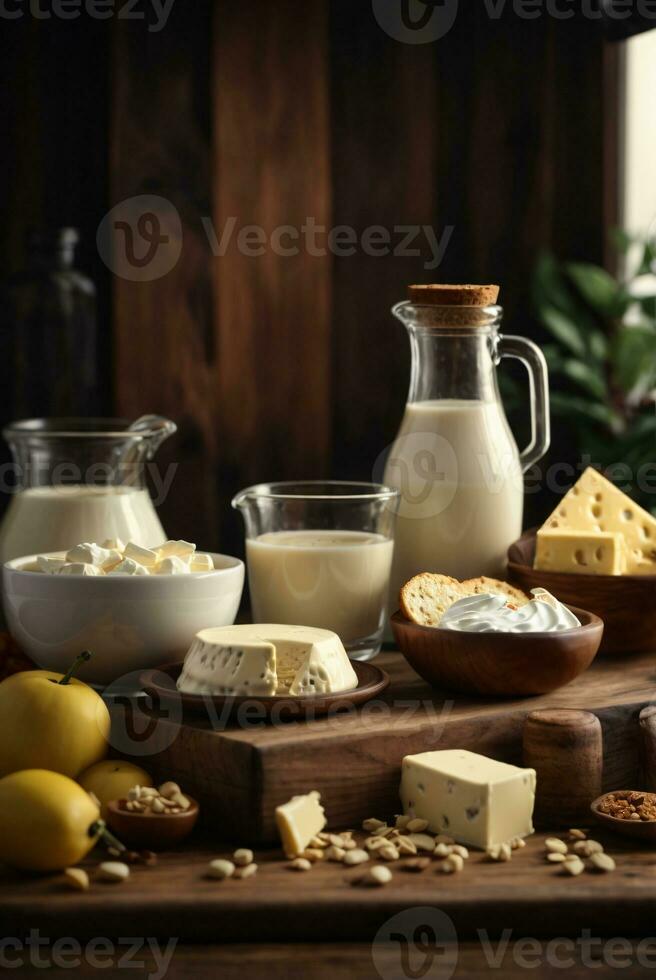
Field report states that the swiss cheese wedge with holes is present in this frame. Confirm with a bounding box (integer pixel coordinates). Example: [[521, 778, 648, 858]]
[[541, 467, 656, 575]]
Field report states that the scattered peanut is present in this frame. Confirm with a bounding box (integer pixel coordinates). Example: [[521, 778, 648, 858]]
[[362, 818, 387, 832], [343, 849, 369, 866], [309, 835, 328, 849], [568, 828, 587, 841], [233, 848, 254, 867], [545, 838, 568, 855], [401, 857, 430, 872], [363, 865, 393, 886], [406, 818, 429, 833], [208, 859, 235, 880], [233, 863, 258, 879], [325, 845, 346, 862], [450, 844, 469, 860], [561, 857, 585, 876], [301, 848, 324, 863], [589, 852, 616, 873], [510, 837, 526, 850], [434, 835, 455, 845], [487, 843, 511, 862], [573, 840, 603, 857], [409, 833, 435, 852], [98, 862, 130, 883], [547, 853, 567, 864], [64, 867, 89, 891], [395, 814, 411, 830], [439, 853, 464, 874], [396, 835, 418, 856], [289, 858, 312, 871], [378, 844, 400, 861], [433, 843, 451, 859]]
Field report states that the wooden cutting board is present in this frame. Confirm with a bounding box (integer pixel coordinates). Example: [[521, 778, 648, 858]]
[[3, 831, 656, 943], [116, 651, 656, 844]]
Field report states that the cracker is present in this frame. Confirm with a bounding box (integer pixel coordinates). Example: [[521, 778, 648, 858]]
[[399, 573, 465, 627], [461, 576, 530, 607]]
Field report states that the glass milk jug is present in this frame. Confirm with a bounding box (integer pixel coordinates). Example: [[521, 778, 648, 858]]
[[0, 415, 176, 561], [383, 286, 549, 600]]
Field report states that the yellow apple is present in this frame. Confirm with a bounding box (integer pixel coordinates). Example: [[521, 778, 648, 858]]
[[0, 652, 110, 778], [0, 769, 102, 871], [78, 759, 153, 817]]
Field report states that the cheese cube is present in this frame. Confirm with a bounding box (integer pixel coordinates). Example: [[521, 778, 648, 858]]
[[400, 749, 536, 850], [275, 791, 326, 858], [58, 562, 103, 576], [535, 529, 626, 575], [101, 537, 125, 553], [107, 557, 149, 576], [155, 556, 191, 575], [37, 556, 67, 574], [542, 467, 656, 575], [157, 540, 196, 560], [190, 552, 214, 572], [124, 542, 159, 567], [66, 542, 116, 568]]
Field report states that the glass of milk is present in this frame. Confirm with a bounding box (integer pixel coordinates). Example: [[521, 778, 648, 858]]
[[232, 481, 398, 661]]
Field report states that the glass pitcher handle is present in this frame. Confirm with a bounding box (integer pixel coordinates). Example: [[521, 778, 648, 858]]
[[498, 334, 551, 473]]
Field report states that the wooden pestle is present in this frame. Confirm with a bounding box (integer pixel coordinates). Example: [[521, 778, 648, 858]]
[[523, 709, 603, 828], [639, 705, 656, 791]]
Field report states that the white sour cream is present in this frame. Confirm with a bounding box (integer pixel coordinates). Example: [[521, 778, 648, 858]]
[[439, 589, 581, 633]]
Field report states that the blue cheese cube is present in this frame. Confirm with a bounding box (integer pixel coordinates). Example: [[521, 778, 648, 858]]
[[400, 749, 536, 850]]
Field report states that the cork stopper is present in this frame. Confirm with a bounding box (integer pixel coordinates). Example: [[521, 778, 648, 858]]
[[408, 284, 500, 306], [405, 284, 500, 329]]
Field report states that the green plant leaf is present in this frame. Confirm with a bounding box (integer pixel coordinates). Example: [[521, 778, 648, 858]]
[[566, 262, 623, 316], [549, 392, 620, 429], [611, 327, 656, 394], [533, 252, 580, 320], [560, 359, 607, 399], [539, 306, 587, 357], [638, 241, 656, 276], [589, 330, 608, 361], [610, 228, 635, 254]]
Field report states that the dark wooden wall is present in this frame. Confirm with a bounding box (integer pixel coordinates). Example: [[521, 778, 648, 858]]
[[0, 1, 619, 554]]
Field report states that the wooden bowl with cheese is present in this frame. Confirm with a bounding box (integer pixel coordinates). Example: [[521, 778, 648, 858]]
[[508, 529, 656, 655]]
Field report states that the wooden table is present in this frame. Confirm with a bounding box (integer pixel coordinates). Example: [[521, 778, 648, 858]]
[[4, 649, 656, 977]]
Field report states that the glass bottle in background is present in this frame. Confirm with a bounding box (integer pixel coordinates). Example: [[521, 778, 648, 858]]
[[2, 227, 98, 418]]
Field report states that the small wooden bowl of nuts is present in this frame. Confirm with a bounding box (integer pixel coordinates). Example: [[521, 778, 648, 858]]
[[106, 782, 199, 850], [591, 790, 656, 842]]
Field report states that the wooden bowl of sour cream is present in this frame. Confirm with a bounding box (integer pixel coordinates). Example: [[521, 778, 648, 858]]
[[390, 606, 603, 697]]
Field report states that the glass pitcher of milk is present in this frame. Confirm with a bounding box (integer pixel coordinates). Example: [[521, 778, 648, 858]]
[[0, 415, 176, 561], [383, 286, 549, 600]]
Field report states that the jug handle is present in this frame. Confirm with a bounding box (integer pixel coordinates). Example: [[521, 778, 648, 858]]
[[497, 335, 550, 473], [128, 415, 177, 458]]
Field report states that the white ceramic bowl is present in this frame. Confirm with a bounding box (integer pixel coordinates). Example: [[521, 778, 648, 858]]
[[2, 552, 244, 686]]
